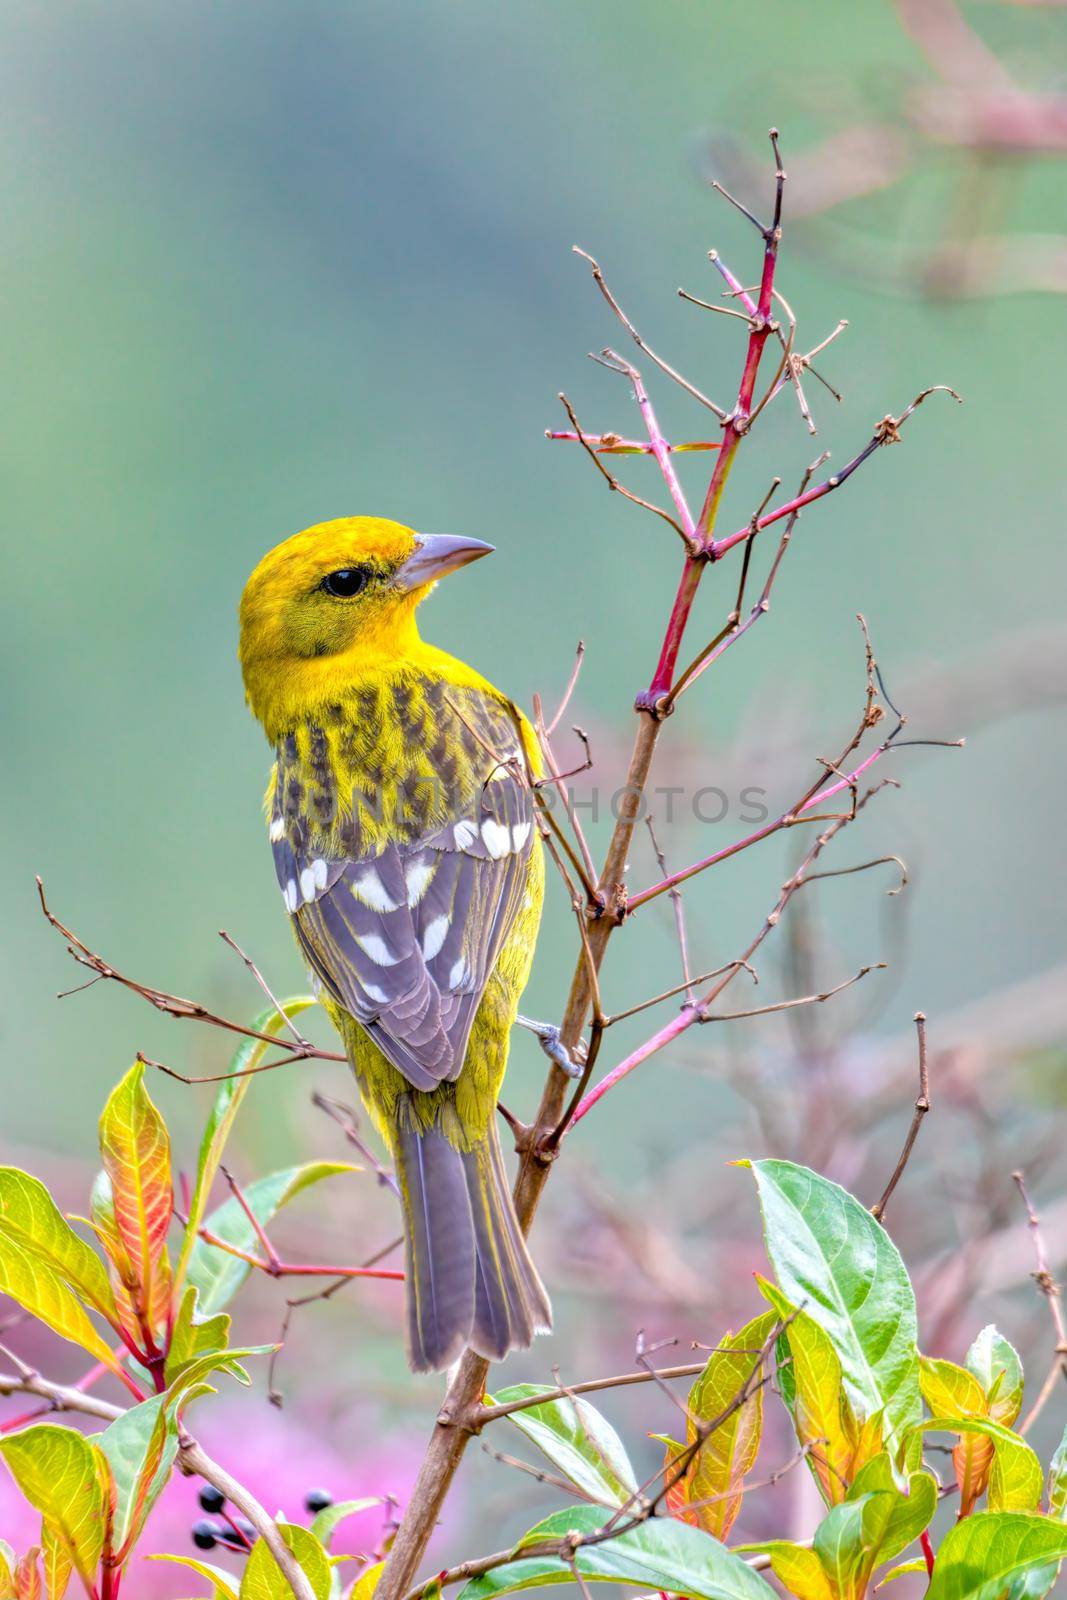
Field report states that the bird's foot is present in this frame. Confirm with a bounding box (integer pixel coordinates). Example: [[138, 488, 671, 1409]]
[[515, 1015, 586, 1079]]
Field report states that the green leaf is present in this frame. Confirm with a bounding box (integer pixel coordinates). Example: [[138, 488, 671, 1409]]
[[965, 1327, 1024, 1428], [847, 1453, 937, 1564], [757, 1277, 854, 1504], [668, 1312, 776, 1540], [310, 1499, 382, 1551], [97, 1346, 265, 1563], [0, 1426, 111, 1586], [489, 1385, 638, 1508], [0, 1169, 119, 1365], [186, 1161, 353, 1314], [920, 1358, 986, 1420], [920, 1418, 1043, 1512], [733, 1544, 832, 1600], [240, 1525, 332, 1600], [926, 1512, 1067, 1600], [165, 1285, 236, 1385], [1008, 1435, 1067, 1600], [812, 1494, 883, 1600], [742, 1454, 935, 1600], [149, 1555, 240, 1599], [98, 1062, 173, 1334], [1048, 1423, 1067, 1519], [457, 1504, 776, 1600], [172, 998, 317, 1299], [744, 1160, 921, 1458], [98, 1393, 178, 1562]]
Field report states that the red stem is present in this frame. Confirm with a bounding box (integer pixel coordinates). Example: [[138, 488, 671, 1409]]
[[642, 228, 779, 704], [921, 1529, 936, 1577], [711, 436, 881, 560], [627, 744, 886, 911], [196, 1224, 403, 1280]]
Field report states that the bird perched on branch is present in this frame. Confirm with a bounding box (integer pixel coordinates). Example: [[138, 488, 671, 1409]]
[[239, 517, 550, 1371]]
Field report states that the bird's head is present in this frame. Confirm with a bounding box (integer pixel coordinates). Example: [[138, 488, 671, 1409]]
[[239, 516, 492, 737]]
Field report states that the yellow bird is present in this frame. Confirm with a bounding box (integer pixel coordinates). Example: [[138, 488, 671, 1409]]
[[239, 517, 551, 1371]]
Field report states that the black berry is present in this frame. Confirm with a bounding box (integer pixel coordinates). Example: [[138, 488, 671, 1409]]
[[304, 1488, 333, 1514], [198, 1485, 226, 1514], [192, 1519, 219, 1551], [234, 1516, 256, 1540]]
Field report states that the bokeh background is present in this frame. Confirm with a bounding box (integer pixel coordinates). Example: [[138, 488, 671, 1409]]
[[3, 0, 1067, 1585]]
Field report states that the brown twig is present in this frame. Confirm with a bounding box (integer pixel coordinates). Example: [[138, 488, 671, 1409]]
[[645, 815, 695, 1005], [36, 878, 344, 1062], [1013, 1169, 1067, 1407], [872, 1012, 931, 1223]]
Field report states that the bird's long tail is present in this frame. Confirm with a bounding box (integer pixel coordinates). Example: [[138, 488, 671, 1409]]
[[393, 1105, 552, 1373]]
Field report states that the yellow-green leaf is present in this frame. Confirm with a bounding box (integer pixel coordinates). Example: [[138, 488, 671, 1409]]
[[0, 1543, 13, 1600], [669, 1310, 776, 1540], [0, 1170, 119, 1364], [309, 1499, 382, 1550], [149, 1555, 240, 1599], [98, 1062, 173, 1334], [920, 1418, 1043, 1513], [240, 1525, 332, 1600], [41, 1526, 69, 1600], [758, 1278, 855, 1504], [920, 1358, 986, 1421], [346, 1561, 384, 1600], [165, 1285, 234, 1385], [172, 998, 317, 1300], [919, 1359, 993, 1512], [0, 1426, 111, 1586], [874, 1558, 927, 1588], [734, 1543, 833, 1600]]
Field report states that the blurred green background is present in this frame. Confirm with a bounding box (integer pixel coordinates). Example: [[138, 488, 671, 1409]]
[[3, 0, 1067, 1556]]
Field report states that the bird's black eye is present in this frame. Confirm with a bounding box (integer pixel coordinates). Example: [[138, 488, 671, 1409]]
[[321, 567, 369, 598]]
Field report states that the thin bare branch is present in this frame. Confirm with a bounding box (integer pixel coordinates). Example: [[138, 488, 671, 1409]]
[[36, 878, 344, 1062], [573, 247, 729, 419], [872, 1012, 932, 1223]]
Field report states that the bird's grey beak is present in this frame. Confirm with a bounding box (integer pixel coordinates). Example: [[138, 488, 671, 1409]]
[[395, 534, 495, 592]]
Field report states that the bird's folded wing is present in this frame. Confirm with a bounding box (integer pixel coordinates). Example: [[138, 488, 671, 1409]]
[[273, 771, 535, 1092]]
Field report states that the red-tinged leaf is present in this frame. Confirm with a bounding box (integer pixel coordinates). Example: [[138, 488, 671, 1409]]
[[658, 1434, 690, 1520], [86, 1171, 143, 1354], [669, 1311, 776, 1541], [955, 1432, 996, 1518], [98, 1063, 173, 1339], [14, 1552, 41, 1600]]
